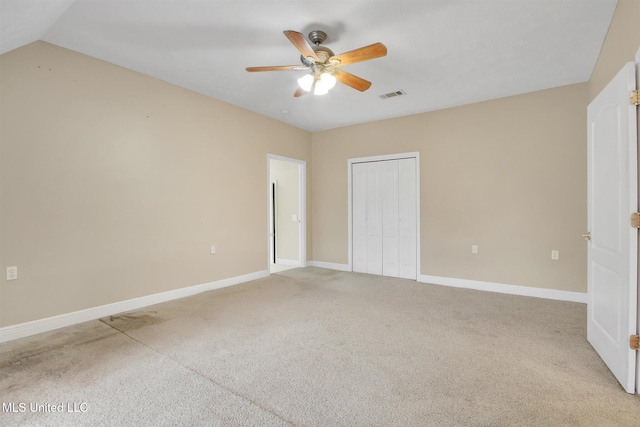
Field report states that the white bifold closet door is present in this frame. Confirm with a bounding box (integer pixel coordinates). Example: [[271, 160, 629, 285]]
[[352, 158, 416, 279]]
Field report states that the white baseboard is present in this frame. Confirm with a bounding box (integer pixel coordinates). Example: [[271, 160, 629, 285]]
[[275, 258, 301, 267], [0, 270, 269, 344], [307, 261, 351, 272], [419, 274, 587, 304], [306, 265, 586, 304]]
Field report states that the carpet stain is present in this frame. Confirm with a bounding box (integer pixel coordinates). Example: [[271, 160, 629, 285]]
[[0, 330, 118, 372], [0, 324, 128, 397], [100, 311, 165, 331]]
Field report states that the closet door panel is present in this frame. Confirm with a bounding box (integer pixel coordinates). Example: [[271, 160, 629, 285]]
[[352, 163, 368, 273], [382, 160, 399, 277], [366, 162, 383, 275], [399, 158, 417, 279]]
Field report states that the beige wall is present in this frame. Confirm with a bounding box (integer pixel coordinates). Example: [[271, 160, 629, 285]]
[[0, 42, 312, 327], [270, 159, 300, 261], [312, 83, 587, 292], [588, 0, 640, 101]]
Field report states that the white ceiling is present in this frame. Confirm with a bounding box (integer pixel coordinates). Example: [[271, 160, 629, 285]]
[[0, 0, 618, 132]]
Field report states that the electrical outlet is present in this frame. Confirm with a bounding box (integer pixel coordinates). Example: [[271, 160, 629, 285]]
[[210, 245, 216, 254], [551, 250, 559, 260], [471, 245, 478, 254], [6, 266, 17, 280]]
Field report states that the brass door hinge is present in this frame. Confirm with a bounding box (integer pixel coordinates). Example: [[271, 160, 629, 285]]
[[632, 90, 640, 106], [631, 335, 639, 351], [631, 212, 640, 228]]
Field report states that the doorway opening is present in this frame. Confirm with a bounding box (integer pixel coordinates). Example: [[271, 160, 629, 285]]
[[267, 154, 306, 274]]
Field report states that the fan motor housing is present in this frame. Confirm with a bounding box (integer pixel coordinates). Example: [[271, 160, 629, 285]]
[[308, 30, 327, 45]]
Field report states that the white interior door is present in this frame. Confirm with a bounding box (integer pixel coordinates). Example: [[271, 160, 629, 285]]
[[383, 160, 400, 277], [351, 156, 418, 280], [366, 162, 383, 275], [398, 158, 417, 280], [587, 61, 638, 394], [352, 163, 368, 273]]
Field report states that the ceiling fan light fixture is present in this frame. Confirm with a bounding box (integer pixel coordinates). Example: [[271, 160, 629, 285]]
[[319, 72, 337, 91], [297, 73, 314, 92], [314, 85, 329, 96], [297, 72, 337, 96]]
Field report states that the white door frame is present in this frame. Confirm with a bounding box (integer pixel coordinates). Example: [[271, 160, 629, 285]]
[[267, 154, 306, 272], [348, 152, 421, 278], [636, 46, 640, 393]]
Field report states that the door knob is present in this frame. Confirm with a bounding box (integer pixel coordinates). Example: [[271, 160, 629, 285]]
[[582, 232, 591, 241]]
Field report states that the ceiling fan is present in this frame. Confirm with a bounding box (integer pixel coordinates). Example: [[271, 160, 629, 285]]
[[246, 30, 387, 97]]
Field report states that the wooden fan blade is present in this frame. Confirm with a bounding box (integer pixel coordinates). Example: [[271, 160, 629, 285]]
[[330, 43, 387, 67], [335, 70, 372, 92], [246, 65, 307, 72], [284, 30, 318, 61]]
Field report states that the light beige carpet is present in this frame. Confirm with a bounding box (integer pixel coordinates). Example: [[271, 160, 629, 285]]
[[1, 267, 639, 426]]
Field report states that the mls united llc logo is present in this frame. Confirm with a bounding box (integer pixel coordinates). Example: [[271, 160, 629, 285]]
[[2, 402, 88, 413]]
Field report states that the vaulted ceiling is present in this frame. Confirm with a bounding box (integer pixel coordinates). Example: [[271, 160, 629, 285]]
[[0, 0, 618, 131]]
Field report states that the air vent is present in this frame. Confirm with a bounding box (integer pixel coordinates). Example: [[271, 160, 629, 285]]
[[380, 90, 406, 99]]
